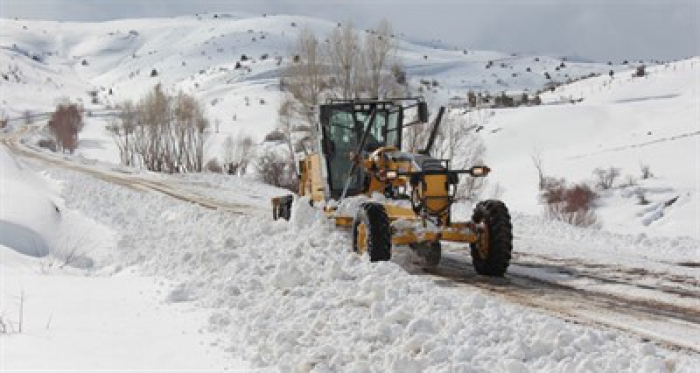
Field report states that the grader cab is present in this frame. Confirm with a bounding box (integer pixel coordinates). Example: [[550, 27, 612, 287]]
[[272, 97, 512, 276]]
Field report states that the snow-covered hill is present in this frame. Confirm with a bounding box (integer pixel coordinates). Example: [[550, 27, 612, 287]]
[[2, 13, 624, 139], [1, 14, 696, 238], [476, 59, 699, 239]]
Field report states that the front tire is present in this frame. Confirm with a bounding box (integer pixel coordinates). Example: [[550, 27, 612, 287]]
[[352, 203, 392, 262], [470, 200, 512, 276]]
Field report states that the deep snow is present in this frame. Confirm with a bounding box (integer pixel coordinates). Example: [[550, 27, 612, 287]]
[[1, 249, 240, 372], [16, 158, 694, 372]]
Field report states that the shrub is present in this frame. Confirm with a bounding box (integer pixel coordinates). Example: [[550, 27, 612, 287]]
[[593, 167, 621, 190], [636, 189, 650, 205], [264, 129, 286, 142], [37, 138, 57, 151], [255, 150, 297, 190], [222, 134, 253, 175], [205, 158, 223, 173], [542, 181, 599, 227], [620, 175, 638, 188], [640, 163, 653, 179]]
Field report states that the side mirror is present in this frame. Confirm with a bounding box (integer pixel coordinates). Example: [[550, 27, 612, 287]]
[[418, 102, 429, 123]]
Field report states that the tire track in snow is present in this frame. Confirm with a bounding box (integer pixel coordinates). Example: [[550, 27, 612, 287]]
[[1, 129, 261, 215], [400, 250, 700, 353]]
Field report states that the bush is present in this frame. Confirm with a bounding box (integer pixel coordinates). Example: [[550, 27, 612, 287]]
[[542, 181, 599, 227], [593, 167, 621, 190], [222, 134, 253, 175], [636, 189, 650, 205], [620, 175, 638, 188], [264, 129, 286, 142], [640, 163, 653, 179], [204, 158, 223, 173], [255, 150, 297, 190], [37, 138, 57, 151]]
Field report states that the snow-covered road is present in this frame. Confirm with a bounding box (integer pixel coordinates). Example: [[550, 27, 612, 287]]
[[3, 137, 699, 372], [410, 250, 700, 353]]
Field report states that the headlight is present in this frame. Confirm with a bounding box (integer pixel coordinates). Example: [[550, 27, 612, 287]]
[[469, 166, 491, 177]]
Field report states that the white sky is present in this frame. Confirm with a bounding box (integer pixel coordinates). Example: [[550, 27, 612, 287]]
[[1, 0, 697, 62]]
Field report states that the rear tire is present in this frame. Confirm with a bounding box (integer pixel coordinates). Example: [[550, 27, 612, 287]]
[[470, 200, 512, 276], [352, 203, 392, 262]]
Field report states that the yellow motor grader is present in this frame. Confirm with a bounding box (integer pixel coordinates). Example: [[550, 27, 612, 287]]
[[272, 97, 512, 276]]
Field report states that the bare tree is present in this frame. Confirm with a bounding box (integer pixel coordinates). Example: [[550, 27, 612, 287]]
[[108, 100, 138, 166], [532, 150, 546, 190], [279, 97, 297, 172], [48, 103, 83, 153], [327, 22, 362, 99], [593, 167, 621, 190], [365, 19, 396, 99], [282, 19, 401, 151], [283, 28, 326, 149], [222, 133, 253, 175], [112, 85, 209, 173]]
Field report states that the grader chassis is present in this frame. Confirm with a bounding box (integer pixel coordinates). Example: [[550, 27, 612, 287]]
[[272, 97, 513, 276]]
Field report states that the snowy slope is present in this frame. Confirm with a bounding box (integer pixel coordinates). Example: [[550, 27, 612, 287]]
[[476, 58, 699, 238], [1, 14, 625, 148]]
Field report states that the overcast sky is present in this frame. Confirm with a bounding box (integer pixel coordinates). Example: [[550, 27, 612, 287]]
[[2, 0, 697, 62]]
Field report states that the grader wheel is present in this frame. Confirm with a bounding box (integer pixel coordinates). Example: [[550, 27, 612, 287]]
[[352, 203, 391, 262], [470, 200, 513, 276]]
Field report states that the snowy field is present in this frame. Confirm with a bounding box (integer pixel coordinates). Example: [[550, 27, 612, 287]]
[[1, 12, 699, 373]]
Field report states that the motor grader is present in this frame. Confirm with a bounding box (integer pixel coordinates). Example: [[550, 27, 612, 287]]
[[272, 97, 512, 276]]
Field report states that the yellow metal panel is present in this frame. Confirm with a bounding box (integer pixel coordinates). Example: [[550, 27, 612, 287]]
[[300, 154, 325, 203], [333, 216, 354, 227], [392, 224, 478, 245], [423, 174, 449, 213], [383, 204, 417, 219]]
